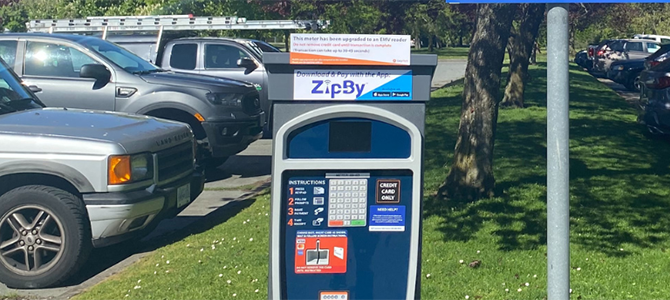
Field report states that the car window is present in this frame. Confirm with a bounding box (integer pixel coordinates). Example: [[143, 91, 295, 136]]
[[170, 43, 197, 70], [204, 44, 249, 69], [609, 41, 625, 51], [24, 41, 99, 78], [647, 43, 660, 53], [662, 38, 670, 45], [0, 41, 17, 69], [0, 58, 41, 114], [625, 42, 644, 52]]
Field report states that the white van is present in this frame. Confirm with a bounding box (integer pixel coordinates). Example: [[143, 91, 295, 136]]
[[633, 34, 670, 45]]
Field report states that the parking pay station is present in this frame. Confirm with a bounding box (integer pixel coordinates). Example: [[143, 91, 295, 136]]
[[267, 34, 437, 300]]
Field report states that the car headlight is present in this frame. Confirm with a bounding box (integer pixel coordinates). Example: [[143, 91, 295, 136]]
[[206, 93, 243, 106], [108, 153, 154, 185], [613, 65, 625, 71]]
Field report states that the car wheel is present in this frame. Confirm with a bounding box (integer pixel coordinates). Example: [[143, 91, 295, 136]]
[[0, 186, 91, 289], [633, 75, 641, 92]]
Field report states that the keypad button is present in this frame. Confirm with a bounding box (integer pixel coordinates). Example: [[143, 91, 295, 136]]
[[359, 215, 366, 220], [329, 215, 336, 220], [338, 186, 344, 191], [352, 186, 359, 191], [345, 192, 351, 197], [345, 186, 352, 191], [345, 180, 352, 185], [330, 192, 337, 198], [345, 198, 351, 203], [351, 198, 358, 203], [344, 204, 351, 209], [359, 209, 366, 214], [344, 209, 350, 214], [344, 215, 351, 220]]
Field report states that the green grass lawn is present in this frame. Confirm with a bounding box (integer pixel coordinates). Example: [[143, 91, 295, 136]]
[[72, 59, 670, 300]]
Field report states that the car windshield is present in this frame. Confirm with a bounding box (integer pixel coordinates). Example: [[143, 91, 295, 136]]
[[0, 58, 42, 115], [79, 37, 162, 74], [239, 40, 281, 60]]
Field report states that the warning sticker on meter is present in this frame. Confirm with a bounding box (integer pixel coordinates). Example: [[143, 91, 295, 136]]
[[320, 291, 349, 300], [295, 230, 347, 274], [369, 205, 406, 232]]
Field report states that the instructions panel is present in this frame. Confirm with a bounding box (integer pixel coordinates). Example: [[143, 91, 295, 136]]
[[295, 230, 348, 274], [289, 33, 411, 65]]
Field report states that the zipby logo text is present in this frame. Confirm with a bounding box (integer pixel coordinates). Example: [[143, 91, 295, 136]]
[[311, 80, 365, 98]]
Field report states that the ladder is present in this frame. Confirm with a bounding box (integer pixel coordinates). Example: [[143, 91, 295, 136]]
[[26, 14, 330, 36]]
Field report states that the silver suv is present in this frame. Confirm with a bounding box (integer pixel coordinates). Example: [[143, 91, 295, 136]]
[[0, 57, 204, 288], [0, 33, 264, 169]]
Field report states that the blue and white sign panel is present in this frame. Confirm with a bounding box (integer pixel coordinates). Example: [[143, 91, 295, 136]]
[[369, 205, 406, 232], [293, 70, 412, 100]]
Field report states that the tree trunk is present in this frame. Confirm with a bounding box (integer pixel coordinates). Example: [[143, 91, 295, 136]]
[[284, 30, 290, 52], [501, 4, 544, 109], [438, 3, 517, 202], [428, 34, 435, 52], [414, 31, 422, 50]]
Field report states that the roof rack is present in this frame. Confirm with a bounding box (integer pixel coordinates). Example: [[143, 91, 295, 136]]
[[26, 14, 330, 36]]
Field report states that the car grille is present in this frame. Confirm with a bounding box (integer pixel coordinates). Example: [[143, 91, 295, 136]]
[[242, 92, 262, 116], [156, 142, 193, 184]]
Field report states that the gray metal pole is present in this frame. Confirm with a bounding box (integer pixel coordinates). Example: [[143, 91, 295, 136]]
[[546, 3, 570, 300]]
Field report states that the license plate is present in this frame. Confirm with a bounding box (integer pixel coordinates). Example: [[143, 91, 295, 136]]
[[177, 184, 191, 208]]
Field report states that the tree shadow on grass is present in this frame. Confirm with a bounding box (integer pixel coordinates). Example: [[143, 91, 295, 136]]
[[423, 62, 670, 257]]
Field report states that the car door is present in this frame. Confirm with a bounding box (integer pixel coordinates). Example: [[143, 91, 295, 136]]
[[162, 42, 200, 75], [198, 42, 265, 87], [19, 39, 116, 111], [624, 41, 650, 60]]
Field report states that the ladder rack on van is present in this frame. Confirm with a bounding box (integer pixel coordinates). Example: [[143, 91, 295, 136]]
[[26, 14, 330, 38]]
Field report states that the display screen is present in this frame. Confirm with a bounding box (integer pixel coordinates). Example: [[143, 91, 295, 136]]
[[328, 121, 371, 153]]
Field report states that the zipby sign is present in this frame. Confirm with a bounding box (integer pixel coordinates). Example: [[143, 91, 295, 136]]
[[293, 70, 412, 100], [290, 33, 411, 66]]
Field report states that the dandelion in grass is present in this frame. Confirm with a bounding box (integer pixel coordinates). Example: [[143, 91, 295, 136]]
[[577, 267, 581, 271], [525, 283, 529, 287], [477, 250, 480, 254], [238, 270, 242, 275], [518, 288, 522, 292], [249, 238, 254, 242], [201, 248, 204, 252], [505, 289, 509, 292], [426, 274, 431, 278], [166, 260, 170, 264], [243, 221, 247, 225], [465, 295, 470, 299], [255, 289, 259, 293], [233, 293, 237, 297], [459, 260, 464, 264], [134, 286, 141, 289], [533, 274, 537, 278], [227, 280, 232, 284], [219, 274, 223, 278]]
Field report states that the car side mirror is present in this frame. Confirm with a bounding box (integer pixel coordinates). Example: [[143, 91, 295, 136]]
[[237, 57, 257, 69], [80, 64, 111, 81]]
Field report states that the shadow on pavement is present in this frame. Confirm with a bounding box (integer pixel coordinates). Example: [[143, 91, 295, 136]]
[[205, 155, 272, 183]]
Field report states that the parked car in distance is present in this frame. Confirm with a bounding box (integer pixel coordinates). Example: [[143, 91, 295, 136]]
[[633, 34, 670, 45], [574, 50, 590, 69], [0, 55, 205, 288], [0, 33, 264, 169], [607, 58, 645, 91], [592, 39, 660, 77], [637, 57, 670, 135], [644, 43, 670, 70], [104, 34, 280, 135]]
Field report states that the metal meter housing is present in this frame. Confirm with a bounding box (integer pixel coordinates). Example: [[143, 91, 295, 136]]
[[266, 52, 437, 300]]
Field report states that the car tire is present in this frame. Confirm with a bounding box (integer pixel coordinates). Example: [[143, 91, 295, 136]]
[[0, 185, 92, 289]]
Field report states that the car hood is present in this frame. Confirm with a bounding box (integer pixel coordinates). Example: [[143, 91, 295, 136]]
[[0, 108, 193, 155], [139, 71, 255, 91]]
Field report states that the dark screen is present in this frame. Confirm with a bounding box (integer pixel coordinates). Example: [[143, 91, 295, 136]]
[[328, 121, 371, 153]]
